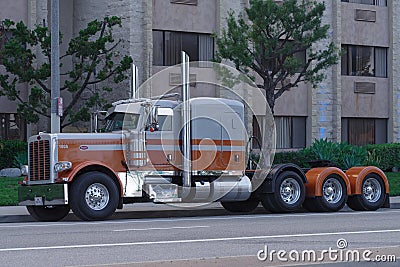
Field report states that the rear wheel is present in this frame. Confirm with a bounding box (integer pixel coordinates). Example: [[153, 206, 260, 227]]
[[27, 205, 70, 222], [221, 199, 259, 213], [347, 174, 385, 211], [261, 171, 305, 213], [70, 172, 119, 221], [303, 175, 347, 212]]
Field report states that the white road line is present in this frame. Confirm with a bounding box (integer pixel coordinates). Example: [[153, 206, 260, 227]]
[[113, 225, 209, 232], [1, 209, 399, 229], [1, 229, 400, 252]]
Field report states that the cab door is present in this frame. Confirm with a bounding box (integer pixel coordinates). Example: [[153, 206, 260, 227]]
[[146, 108, 175, 168]]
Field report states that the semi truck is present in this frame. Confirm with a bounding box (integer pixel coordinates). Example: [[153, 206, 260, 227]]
[[18, 57, 390, 221]]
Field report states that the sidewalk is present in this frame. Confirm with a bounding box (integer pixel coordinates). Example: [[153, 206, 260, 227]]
[[1, 197, 399, 223]]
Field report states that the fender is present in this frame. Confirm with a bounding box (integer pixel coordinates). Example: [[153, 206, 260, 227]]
[[60, 161, 124, 197], [345, 166, 390, 195], [305, 167, 351, 197], [256, 164, 307, 194]]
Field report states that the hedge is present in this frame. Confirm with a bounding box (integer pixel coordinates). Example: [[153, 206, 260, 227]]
[[273, 141, 400, 171], [273, 150, 312, 169], [0, 140, 27, 169], [364, 143, 400, 171]]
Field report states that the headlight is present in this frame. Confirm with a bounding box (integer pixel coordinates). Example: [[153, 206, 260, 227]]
[[54, 162, 72, 172], [20, 165, 29, 176]]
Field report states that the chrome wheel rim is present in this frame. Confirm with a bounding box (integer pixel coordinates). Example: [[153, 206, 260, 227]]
[[322, 178, 343, 204], [280, 178, 301, 205], [85, 183, 109, 210], [363, 178, 382, 203]]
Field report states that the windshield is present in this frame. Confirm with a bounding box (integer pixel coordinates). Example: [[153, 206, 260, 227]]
[[104, 113, 140, 132]]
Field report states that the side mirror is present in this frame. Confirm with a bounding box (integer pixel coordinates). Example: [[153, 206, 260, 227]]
[[151, 106, 159, 124], [149, 106, 159, 132]]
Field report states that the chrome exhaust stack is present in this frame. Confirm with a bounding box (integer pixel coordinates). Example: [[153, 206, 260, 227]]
[[181, 51, 191, 189], [131, 62, 139, 99]]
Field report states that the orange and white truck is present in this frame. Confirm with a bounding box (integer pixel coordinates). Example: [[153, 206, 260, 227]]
[[18, 57, 390, 221], [17, 95, 390, 221]]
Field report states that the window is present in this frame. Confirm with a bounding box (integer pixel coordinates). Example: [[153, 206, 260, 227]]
[[153, 30, 214, 66], [258, 41, 307, 73], [275, 116, 306, 149], [0, 113, 26, 141], [157, 115, 173, 131], [104, 113, 140, 132], [341, 45, 387, 78], [252, 115, 263, 148], [341, 0, 387, 6], [341, 118, 387, 145]]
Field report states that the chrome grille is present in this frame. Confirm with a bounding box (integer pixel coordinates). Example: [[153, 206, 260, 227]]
[[29, 140, 51, 181]]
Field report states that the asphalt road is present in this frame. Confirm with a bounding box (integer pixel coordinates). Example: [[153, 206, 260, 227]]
[[1, 207, 400, 267]]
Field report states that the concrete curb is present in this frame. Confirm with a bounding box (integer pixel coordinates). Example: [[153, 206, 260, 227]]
[[1, 198, 399, 224]]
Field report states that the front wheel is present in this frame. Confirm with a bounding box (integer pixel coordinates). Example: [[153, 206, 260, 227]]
[[261, 171, 305, 213], [221, 199, 259, 213], [27, 205, 70, 222], [347, 174, 385, 211], [70, 172, 119, 221]]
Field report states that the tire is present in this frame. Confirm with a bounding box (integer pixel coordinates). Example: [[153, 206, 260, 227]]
[[347, 174, 385, 211], [70, 171, 119, 221], [303, 175, 347, 212], [260, 171, 305, 213], [221, 199, 260, 213], [27, 205, 70, 222]]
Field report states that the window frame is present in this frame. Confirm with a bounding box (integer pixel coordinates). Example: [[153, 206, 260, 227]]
[[341, 0, 387, 6], [152, 29, 214, 66], [341, 117, 387, 145], [275, 116, 306, 149], [341, 45, 388, 78], [0, 113, 26, 141]]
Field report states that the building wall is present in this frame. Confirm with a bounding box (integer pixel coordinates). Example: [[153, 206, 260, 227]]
[[341, 3, 389, 47], [0, 0, 28, 22], [340, 3, 390, 120], [341, 77, 389, 118], [153, 0, 216, 33], [0, 0, 30, 113], [340, 1, 391, 145], [0, 0, 398, 144]]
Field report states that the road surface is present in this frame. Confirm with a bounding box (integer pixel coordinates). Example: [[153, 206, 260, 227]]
[[0, 206, 399, 266]]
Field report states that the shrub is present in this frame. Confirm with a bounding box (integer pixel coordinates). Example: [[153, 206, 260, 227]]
[[274, 139, 370, 170], [0, 140, 27, 169], [309, 139, 341, 165], [13, 150, 28, 168], [273, 150, 312, 168], [308, 139, 367, 169], [339, 144, 367, 170], [364, 143, 400, 171]]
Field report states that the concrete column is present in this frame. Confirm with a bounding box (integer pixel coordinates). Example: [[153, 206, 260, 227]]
[[310, 0, 340, 143], [26, 0, 49, 135], [26, 0, 37, 138], [129, 0, 152, 98], [216, 0, 254, 133], [390, 0, 400, 142]]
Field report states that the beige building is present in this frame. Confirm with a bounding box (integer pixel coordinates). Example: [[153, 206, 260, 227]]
[[0, 0, 399, 148]]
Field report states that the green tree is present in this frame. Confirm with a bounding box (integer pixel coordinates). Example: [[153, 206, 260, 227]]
[[0, 16, 132, 130], [215, 0, 339, 113]]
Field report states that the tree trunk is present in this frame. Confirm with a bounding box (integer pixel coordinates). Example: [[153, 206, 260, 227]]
[[251, 80, 276, 191]]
